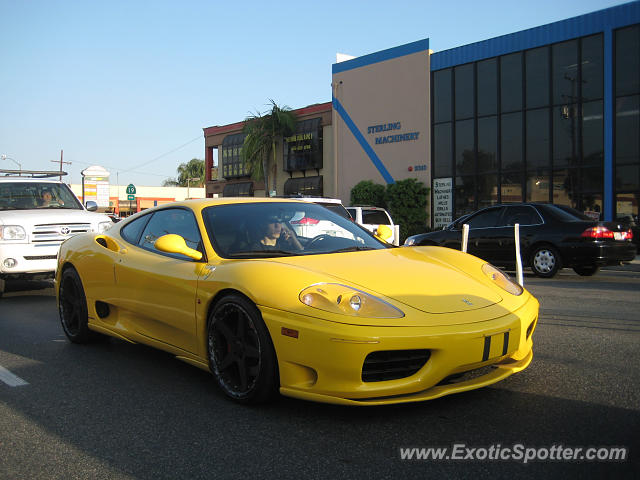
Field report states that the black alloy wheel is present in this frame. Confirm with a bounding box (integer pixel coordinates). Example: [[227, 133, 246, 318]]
[[530, 245, 562, 278], [207, 294, 278, 404], [573, 265, 600, 276], [58, 267, 103, 343]]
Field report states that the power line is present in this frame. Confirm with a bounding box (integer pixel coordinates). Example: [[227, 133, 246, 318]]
[[120, 135, 203, 173]]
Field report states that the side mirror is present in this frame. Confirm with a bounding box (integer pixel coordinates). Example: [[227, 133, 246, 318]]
[[155, 234, 203, 261], [374, 224, 394, 243], [85, 201, 98, 212]]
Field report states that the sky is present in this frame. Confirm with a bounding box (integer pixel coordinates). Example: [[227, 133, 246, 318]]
[[0, 0, 632, 187]]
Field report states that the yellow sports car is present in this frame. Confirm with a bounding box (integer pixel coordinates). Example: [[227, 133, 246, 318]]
[[56, 198, 538, 405]]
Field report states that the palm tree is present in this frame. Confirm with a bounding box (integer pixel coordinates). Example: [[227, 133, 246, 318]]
[[163, 158, 205, 187], [242, 99, 297, 196]]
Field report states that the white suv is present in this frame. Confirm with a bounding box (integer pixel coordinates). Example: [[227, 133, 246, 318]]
[[346, 206, 396, 244], [285, 197, 353, 239], [0, 171, 112, 296]]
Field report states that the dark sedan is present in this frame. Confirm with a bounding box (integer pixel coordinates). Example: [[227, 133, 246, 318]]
[[405, 203, 636, 278]]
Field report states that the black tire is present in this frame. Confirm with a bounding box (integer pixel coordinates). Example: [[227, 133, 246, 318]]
[[58, 267, 102, 343], [573, 265, 600, 276], [207, 294, 278, 404], [530, 245, 561, 278]]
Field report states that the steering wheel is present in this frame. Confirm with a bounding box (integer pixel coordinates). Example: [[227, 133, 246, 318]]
[[306, 234, 332, 250]]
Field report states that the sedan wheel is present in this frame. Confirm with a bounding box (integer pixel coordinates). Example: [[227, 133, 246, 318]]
[[58, 267, 102, 343], [531, 246, 561, 278], [207, 295, 278, 404]]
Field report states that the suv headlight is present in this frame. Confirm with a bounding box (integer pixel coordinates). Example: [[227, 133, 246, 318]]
[[482, 263, 523, 296], [0, 225, 27, 241], [299, 283, 404, 318], [98, 221, 112, 233]]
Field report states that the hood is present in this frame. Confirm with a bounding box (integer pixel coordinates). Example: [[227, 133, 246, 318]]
[[273, 247, 503, 315], [0, 208, 110, 226]]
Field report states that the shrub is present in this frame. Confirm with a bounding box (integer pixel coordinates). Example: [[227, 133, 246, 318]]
[[350, 180, 387, 208], [385, 179, 430, 243]]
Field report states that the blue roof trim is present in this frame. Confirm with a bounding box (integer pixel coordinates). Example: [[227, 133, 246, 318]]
[[332, 95, 395, 184], [431, 1, 640, 70], [332, 38, 429, 74]]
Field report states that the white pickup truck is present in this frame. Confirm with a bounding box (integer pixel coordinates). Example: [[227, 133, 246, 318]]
[[0, 170, 112, 297]]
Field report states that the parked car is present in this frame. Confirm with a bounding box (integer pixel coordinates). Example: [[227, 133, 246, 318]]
[[285, 197, 353, 239], [404, 203, 636, 278], [56, 197, 538, 405], [346, 206, 396, 244], [0, 170, 112, 297]]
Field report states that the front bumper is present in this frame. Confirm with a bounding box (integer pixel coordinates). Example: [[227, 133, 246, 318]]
[[261, 295, 538, 405], [0, 242, 60, 276]]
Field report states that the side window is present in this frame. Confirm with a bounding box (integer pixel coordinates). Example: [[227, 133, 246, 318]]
[[501, 206, 543, 226], [121, 214, 151, 244], [346, 208, 356, 219], [138, 208, 202, 258], [467, 208, 504, 229], [362, 210, 390, 225]]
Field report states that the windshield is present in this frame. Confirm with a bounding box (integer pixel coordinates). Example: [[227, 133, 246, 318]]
[[0, 182, 83, 211], [203, 202, 389, 258]]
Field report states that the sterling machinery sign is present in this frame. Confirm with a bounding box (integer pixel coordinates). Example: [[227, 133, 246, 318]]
[[433, 178, 453, 228]]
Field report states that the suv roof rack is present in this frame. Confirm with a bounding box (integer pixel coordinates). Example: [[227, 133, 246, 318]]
[[0, 169, 68, 178]]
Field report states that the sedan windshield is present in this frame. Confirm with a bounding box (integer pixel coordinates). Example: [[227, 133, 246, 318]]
[[203, 202, 389, 258]]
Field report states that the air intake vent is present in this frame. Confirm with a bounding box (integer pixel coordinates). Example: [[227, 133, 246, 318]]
[[362, 349, 431, 382]]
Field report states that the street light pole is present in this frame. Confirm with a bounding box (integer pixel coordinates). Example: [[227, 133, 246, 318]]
[[1, 154, 21, 173], [187, 177, 200, 200]]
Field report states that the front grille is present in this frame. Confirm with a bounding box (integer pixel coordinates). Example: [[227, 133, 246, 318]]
[[31, 223, 91, 243], [23, 255, 57, 260], [362, 349, 431, 382]]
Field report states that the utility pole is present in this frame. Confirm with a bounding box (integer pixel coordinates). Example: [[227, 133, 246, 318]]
[[51, 149, 72, 182]]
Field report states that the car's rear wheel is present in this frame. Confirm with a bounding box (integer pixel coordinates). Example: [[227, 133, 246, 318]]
[[531, 245, 561, 278], [573, 265, 600, 276], [207, 294, 278, 404], [58, 267, 103, 343]]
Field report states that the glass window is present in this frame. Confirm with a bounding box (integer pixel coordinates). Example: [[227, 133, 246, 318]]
[[615, 25, 640, 96], [455, 176, 476, 216], [526, 171, 550, 203], [283, 176, 323, 196], [223, 182, 253, 197], [501, 205, 543, 226], [477, 58, 497, 116], [138, 208, 202, 258], [615, 95, 640, 165], [121, 214, 151, 244], [477, 173, 498, 209], [501, 171, 523, 203], [582, 100, 604, 167], [553, 105, 577, 168], [582, 166, 604, 192], [501, 53, 522, 113], [284, 118, 323, 172], [477, 116, 497, 172], [526, 47, 550, 109], [552, 40, 578, 106], [434, 123, 453, 177], [581, 34, 603, 101], [526, 108, 550, 170], [467, 207, 504, 228], [616, 192, 639, 224], [616, 164, 640, 191], [221, 133, 248, 179], [433, 69, 452, 123], [501, 112, 523, 170], [577, 193, 603, 218], [455, 64, 475, 119], [362, 210, 390, 225], [455, 119, 474, 175], [552, 168, 578, 207]]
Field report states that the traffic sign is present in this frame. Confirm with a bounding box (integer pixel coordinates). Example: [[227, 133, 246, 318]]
[[126, 184, 136, 195], [127, 194, 135, 201]]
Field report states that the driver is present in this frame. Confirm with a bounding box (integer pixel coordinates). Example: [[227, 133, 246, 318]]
[[251, 215, 303, 251]]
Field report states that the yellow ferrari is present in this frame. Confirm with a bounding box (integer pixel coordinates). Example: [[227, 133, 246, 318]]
[[56, 198, 538, 405]]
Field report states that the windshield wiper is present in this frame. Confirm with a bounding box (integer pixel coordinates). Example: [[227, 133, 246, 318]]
[[227, 249, 303, 258], [331, 245, 377, 253]]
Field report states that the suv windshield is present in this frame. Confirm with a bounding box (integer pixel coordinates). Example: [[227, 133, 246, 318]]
[[0, 182, 82, 211], [203, 202, 388, 258]]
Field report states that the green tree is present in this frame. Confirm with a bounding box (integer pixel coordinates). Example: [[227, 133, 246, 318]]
[[350, 180, 387, 208], [385, 179, 429, 243], [163, 158, 205, 187], [242, 99, 297, 196]]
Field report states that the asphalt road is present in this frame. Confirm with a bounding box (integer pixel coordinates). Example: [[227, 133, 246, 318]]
[[0, 269, 639, 479]]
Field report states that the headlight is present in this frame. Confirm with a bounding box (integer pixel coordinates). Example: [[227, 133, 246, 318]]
[[0, 225, 27, 241], [299, 283, 404, 318], [98, 221, 112, 233], [482, 263, 523, 296], [404, 237, 416, 246]]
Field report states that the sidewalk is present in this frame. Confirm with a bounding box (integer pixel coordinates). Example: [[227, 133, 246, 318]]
[[602, 255, 640, 272]]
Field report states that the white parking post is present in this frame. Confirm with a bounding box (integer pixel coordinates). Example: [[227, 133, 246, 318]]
[[394, 225, 400, 246], [515, 223, 524, 287], [461, 224, 469, 253]]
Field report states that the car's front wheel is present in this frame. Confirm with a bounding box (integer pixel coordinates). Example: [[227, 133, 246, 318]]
[[207, 294, 278, 404], [573, 265, 600, 276], [531, 245, 561, 278], [58, 267, 103, 343]]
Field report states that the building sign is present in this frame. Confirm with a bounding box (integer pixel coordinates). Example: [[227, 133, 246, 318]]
[[367, 121, 420, 145], [284, 117, 322, 172], [81, 165, 110, 208], [433, 177, 453, 228]]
